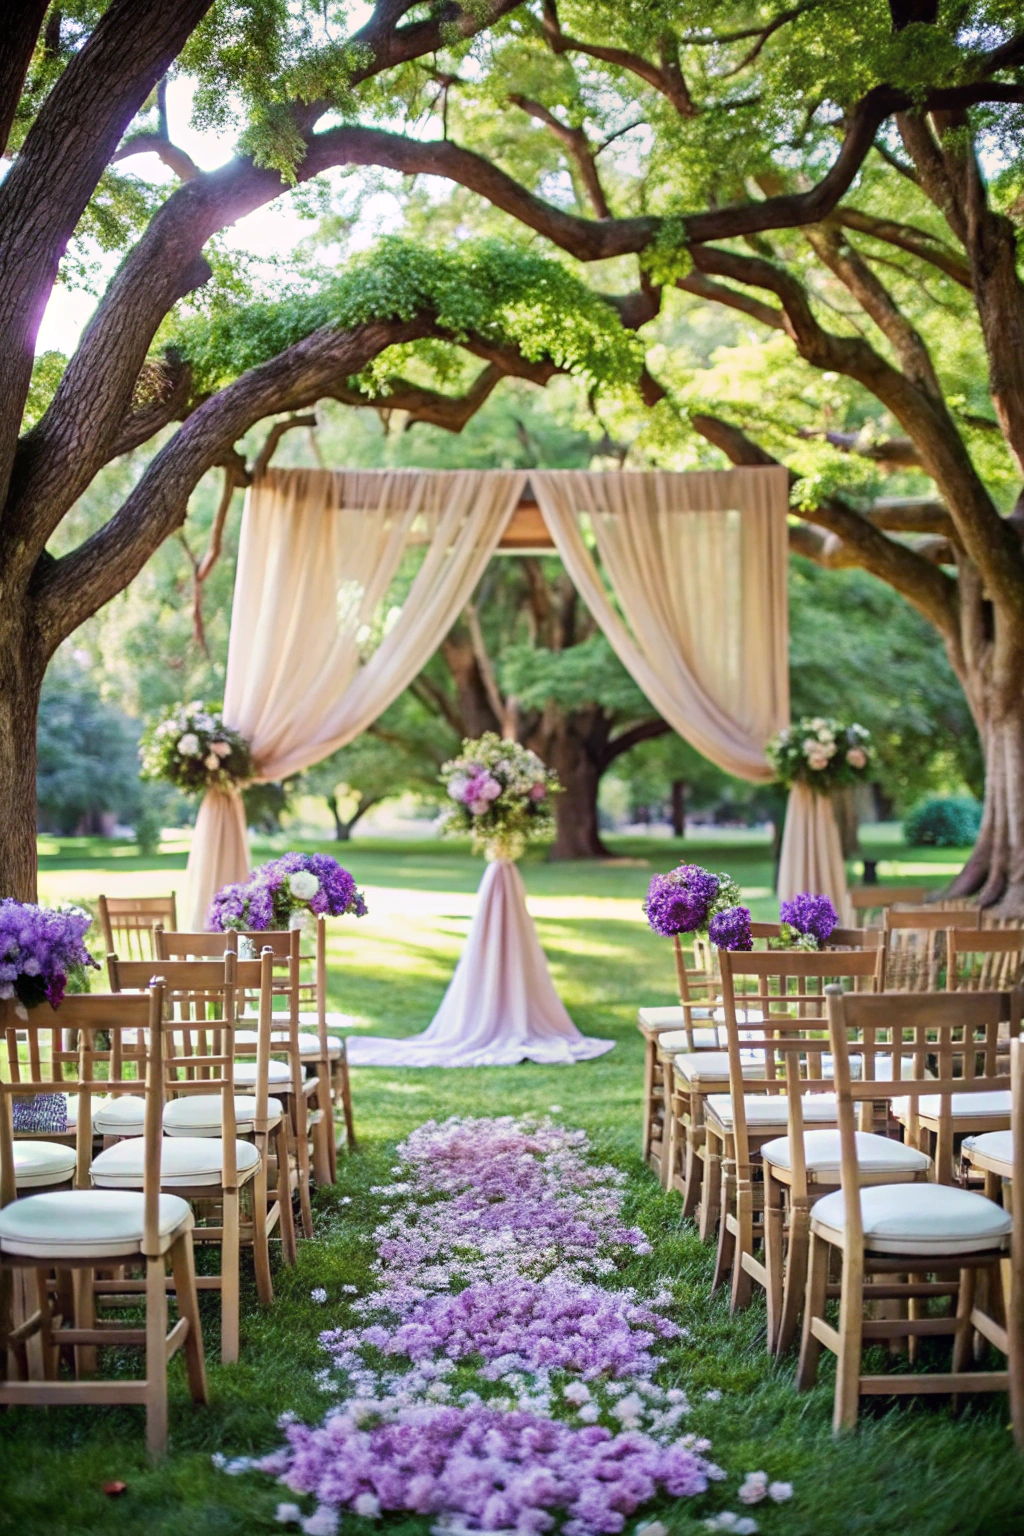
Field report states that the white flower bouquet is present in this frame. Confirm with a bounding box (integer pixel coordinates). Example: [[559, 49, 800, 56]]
[[438, 733, 559, 860], [767, 717, 872, 793], [140, 701, 253, 795]]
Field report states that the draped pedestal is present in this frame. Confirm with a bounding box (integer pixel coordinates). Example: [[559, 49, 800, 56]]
[[345, 860, 614, 1068], [777, 783, 852, 925]]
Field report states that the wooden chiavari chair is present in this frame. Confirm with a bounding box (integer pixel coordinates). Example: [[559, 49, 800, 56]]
[[879, 906, 980, 991], [0, 986, 206, 1457], [98, 894, 177, 960], [797, 985, 1013, 1432], [708, 947, 880, 1315], [108, 951, 290, 1361], [947, 927, 1024, 994]]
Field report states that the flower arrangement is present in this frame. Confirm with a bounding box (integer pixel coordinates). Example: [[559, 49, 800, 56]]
[[767, 717, 872, 792], [208, 851, 367, 932], [0, 899, 98, 1010], [707, 905, 753, 952], [768, 892, 839, 952], [643, 864, 742, 939], [140, 700, 252, 795], [438, 733, 559, 860]]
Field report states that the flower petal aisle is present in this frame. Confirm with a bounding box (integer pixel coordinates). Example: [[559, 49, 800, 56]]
[[223, 1117, 792, 1535]]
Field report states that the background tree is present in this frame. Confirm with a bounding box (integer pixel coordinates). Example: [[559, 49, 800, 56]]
[[3, 0, 1022, 904], [36, 655, 146, 836]]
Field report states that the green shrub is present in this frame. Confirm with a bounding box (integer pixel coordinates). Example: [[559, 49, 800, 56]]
[[133, 806, 163, 856], [903, 795, 982, 847]]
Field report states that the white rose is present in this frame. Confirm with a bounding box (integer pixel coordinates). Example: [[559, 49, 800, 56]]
[[204, 753, 220, 770], [212, 741, 232, 758], [177, 732, 201, 757], [288, 871, 320, 901]]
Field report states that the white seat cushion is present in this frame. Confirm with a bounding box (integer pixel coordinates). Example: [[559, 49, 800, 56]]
[[233, 1059, 295, 1087], [92, 1094, 147, 1136], [163, 1094, 283, 1136], [673, 1052, 767, 1085], [236, 1030, 344, 1059], [0, 1190, 193, 1260], [963, 1130, 1014, 1178], [706, 1093, 837, 1129], [891, 1091, 1012, 1121], [638, 1006, 716, 1031], [13, 1140, 78, 1189], [811, 1182, 1012, 1256], [761, 1130, 931, 1177], [656, 1027, 722, 1052], [92, 1136, 260, 1189]]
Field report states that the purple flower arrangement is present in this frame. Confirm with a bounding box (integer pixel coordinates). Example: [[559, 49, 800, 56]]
[[208, 852, 367, 932], [643, 865, 742, 939], [439, 734, 559, 859], [707, 906, 753, 952], [777, 892, 839, 950], [0, 899, 98, 1010], [222, 1114, 777, 1533]]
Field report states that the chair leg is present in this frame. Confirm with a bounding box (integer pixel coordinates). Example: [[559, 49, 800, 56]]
[[833, 1250, 865, 1433], [730, 1169, 755, 1313], [681, 1116, 704, 1221], [72, 1266, 97, 1378], [169, 1235, 208, 1406], [764, 1173, 786, 1354], [311, 1063, 333, 1186], [338, 1052, 356, 1152], [33, 1269, 58, 1380], [952, 1265, 977, 1386], [776, 1200, 811, 1360], [641, 1041, 655, 1164], [712, 1158, 736, 1291], [700, 1129, 722, 1243], [220, 1189, 241, 1365], [276, 1122, 297, 1265], [145, 1255, 169, 1459], [251, 1159, 275, 1307], [796, 1231, 829, 1392]]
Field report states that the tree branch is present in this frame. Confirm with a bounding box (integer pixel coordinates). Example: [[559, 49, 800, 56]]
[[600, 716, 671, 770], [542, 1, 696, 117], [831, 207, 972, 289], [0, 0, 50, 157], [112, 130, 200, 181], [509, 94, 611, 218]]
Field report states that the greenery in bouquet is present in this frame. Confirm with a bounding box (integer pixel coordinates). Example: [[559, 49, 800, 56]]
[[438, 734, 559, 859], [767, 717, 872, 793], [643, 864, 743, 938], [209, 852, 367, 932], [768, 893, 839, 952], [0, 899, 99, 1010], [140, 701, 252, 795]]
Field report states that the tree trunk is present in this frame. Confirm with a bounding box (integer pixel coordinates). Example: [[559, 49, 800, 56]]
[[670, 779, 686, 838], [946, 695, 1024, 916], [326, 793, 348, 841], [547, 723, 611, 859], [0, 613, 45, 900]]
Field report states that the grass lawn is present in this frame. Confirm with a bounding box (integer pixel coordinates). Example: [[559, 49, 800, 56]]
[[7, 835, 1020, 1536]]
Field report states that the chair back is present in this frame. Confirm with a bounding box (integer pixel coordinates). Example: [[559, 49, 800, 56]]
[[98, 894, 178, 960], [717, 948, 879, 1170], [880, 906, 981, 991], [109, 954, 249, 1181], [671, 924, 783, 1051], [154, 929, 238, 960], [829, 926, 883, 951], [827, 987, 1011, 1187], [947, 927, 1024, 993], [850, 885, 927, 926], [1, 987, 164, 1245]]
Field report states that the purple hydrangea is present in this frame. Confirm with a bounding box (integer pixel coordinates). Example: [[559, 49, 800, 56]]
[[779, 892, 838, 946], [643, 865, 720, 937], [208, 852, 367, 931], [707, 906, 753, 951], [0, 900, 98, 1010]]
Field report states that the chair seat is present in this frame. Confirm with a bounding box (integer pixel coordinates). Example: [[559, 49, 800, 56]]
[[656, 1027, 721, 1052], [810, 1182, 1012, 1257], [672, 1051, 767, 1086], [13, 1139, 78, 1189], [91, 1136, 261, 1188], [891, 1091, 1012, 1122], [0, 1190, 193, 1260], [761, 1130, 931, 1178], [706, 1093, 837, 1130], [163, 1095, 283, 1136], [236, 1029, 344, 1059], [233, 1059, 295, 1088], [963, 1130, 1014, 1179], [638, 1006, 716, 1036], [93, 1094, 147, 1136]]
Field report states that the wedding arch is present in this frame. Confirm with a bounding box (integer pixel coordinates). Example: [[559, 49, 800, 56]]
[[185, 464, 848, 936]]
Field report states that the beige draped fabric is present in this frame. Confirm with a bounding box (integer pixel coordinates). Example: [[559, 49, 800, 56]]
[[532, 468, 848, 918], [185, 467, 526, 927], [531, 469, 790, 778], [777, 783, 852, 924]]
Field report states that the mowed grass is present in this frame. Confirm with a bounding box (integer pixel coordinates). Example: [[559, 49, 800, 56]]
[[7, 835, 1020, 1536]]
